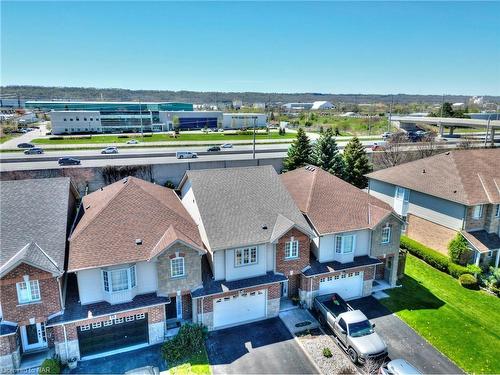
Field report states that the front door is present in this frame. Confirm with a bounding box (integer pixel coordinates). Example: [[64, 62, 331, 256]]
[[281, 280, 289, 298], [384, 256, 393, 282], [21, 322, 47, 351]]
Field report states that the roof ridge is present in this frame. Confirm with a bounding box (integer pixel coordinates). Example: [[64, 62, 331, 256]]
[[450, 152, 470, 204], [305, 167, 319, 213], [70, 179, 129, 240], [32, 242, 61, 272]]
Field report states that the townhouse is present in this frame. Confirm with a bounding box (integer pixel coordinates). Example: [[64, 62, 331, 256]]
[[367, 149, 500, 268], [0, 178, 78, 371], [281, 166, 403, 306], [178, 166, 316, 330], [46, 177, 205, 362]]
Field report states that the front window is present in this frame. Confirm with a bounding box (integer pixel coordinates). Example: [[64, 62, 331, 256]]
[[395, 186, 407, 200], [235, 247, 258, 266], [102, 265, 136, 292], [496, 204, 500, 217], [381, 225, 392, 244], [285, 239, 299, 259], [16, 280, 41, 304], [171, 257, 185, 278], [472, 205, 483, 219], [349, 320, 374, 337], [335, 235, 355, 254]]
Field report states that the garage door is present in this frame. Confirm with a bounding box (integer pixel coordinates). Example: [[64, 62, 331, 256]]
[[213, 289, 266, 328], [319, 271, 363, 300], [78, 313, 148, 358]]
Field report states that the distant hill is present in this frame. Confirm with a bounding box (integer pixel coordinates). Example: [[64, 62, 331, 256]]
[[1, 85, 499, 105]]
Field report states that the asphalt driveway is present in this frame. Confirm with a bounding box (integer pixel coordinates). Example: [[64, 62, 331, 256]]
[[349, 297, 463, 374], [206, 318, 318, 374]]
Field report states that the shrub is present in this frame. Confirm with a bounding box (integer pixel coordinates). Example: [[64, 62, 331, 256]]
[[117, 135, 130, 138], [164, 180, 175, 189], [49, 136, 64, 140], [161, 323, 207, 364], [322, 347, 332, 358], [39, 358, 61, 374], [459, 274, 479, 289], [400, 236, 471, 278], [448, 234, 472, 265]]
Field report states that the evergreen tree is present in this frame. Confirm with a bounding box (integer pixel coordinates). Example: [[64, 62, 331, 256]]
[[283, 127, 312, 171], [343, 136, 372, 188], [314, 128, 345, 178]]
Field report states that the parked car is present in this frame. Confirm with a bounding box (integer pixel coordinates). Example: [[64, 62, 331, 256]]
[[58, 157, 81, 166], [17, 143, 35, 148], [126, 139, 139, 144], [379, 359, 422, 375], [314, 293, 388, 364], [381, 132, 393, 139], [415, 130, 427, 137], [24, 147, 44, 155], [218, 128, 224, 132], [207, 146, 221, 152], [221, 143, 233, 148], [101, 146, 119, 154], [176, 151, 198, 159]]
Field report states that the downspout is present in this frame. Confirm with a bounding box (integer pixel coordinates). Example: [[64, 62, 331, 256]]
[[201, 296, 204, 325], [57, 275, 64, 310]]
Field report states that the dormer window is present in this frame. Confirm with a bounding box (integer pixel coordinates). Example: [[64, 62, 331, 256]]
[[171, 257, 185, 278], [382, 224, 392, 244], [17, 279, 41, 304], [102, 265, 136, 293]]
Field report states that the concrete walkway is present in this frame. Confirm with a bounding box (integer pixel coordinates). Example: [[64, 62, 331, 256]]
[[279, 308, 319, 334]]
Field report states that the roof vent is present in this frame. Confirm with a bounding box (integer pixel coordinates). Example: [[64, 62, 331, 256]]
[[123, 178, 128, 184], [445, 152, 450, 155], [135, 239, 143, 245], [422, 169, 426, 174], [453, 190, 457, 194], [100, 187, 103, 191], [262, 225, 268, 230], [85, 204, 90, 209]]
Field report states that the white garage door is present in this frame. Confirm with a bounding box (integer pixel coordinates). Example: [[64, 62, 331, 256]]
[[318, 271, 363, 300], [213, 289, 266, 328]]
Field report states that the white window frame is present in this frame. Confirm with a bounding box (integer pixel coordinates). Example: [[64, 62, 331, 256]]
[[235, 247, 258, 266], [102, 265, 136, 293], [472, 205, 483, 219], [170, 257, 185, 278], [285, 239, 299, 259], [16, 280, 41, 304], [495, 204, 500, 217], [395, 186, 407, 200], [335, 235, 355, 254], [381, 225, 392, 244]]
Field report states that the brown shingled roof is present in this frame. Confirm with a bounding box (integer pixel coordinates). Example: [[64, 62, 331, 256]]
[[69, 177, 203, 271], [367, 149, 500, 205], [281, 166, 394, 235]]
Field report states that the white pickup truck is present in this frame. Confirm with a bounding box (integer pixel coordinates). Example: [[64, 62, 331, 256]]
[[314, 293, 388, 364]]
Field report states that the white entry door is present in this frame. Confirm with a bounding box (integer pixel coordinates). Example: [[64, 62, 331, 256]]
[[318, 272, 363, 300], [21, 322, 47, 351], [213, 289, 266, 329]]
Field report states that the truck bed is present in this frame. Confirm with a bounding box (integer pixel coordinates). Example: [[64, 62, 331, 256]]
[[314, 293, 352, 317]]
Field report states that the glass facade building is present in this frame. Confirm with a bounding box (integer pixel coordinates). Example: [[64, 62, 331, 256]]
[[26, 101, 193, 112]]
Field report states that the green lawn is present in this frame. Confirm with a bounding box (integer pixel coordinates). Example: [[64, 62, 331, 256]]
[[0, 133, 17, 144], [168, 347, 211, 375], [32, 131, 295, 145], [382, 255, 500, 374]]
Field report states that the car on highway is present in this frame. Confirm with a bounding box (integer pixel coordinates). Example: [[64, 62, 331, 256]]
[[17, 143, 35, 148], [207, 146, 221, 152], [126, 139, 139, 144], [176, 151, 198, 159], [381, 132, 393, 139], [24, 147, 44, 155], [371, 142, 387, 151], [379, 359, 421, 375], [101, 146, 119, 154], [218, 128, 224, 132], [221, 143, 233, 148], [58, 157, 81, 166]]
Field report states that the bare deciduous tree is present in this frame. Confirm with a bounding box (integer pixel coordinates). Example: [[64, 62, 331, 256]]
[[374, 132, 408, 168]]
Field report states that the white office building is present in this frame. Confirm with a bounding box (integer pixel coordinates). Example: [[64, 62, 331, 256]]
[[222, 113, 267, 129]]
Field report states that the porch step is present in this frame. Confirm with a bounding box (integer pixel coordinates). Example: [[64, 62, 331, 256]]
[[372, 291, 390, 300]]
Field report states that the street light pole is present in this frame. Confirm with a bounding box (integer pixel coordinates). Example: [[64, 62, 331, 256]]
[[253, 116, 256, 159]]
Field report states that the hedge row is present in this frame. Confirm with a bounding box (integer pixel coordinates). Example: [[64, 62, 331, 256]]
[[400, 235, 471, 278]]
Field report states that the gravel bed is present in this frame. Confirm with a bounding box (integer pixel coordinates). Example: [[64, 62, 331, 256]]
[[296, 328, 358, 374]]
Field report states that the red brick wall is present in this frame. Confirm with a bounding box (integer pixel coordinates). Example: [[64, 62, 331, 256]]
[[182, 294, 192, 320], [0, 331, 19, 356], [300, 265, 375, 292], [407, 214, 457, 255], [197, 283, 281, 314], [287, 274, 301, 297], [0, 263, 61, 324], [275, 228, 310, 276]]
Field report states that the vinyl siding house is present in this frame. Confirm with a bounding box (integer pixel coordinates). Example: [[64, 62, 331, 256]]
[[367, 149, 500, 269], [281, 166, 403, 307], [178, 166, 316, 330], [47, 177, 205, 363], [0, 178, 78, 372]]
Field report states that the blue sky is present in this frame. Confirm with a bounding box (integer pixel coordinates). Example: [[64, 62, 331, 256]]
[[1, 1, 499, 95]]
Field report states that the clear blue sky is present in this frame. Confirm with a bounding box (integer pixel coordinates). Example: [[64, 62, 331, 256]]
[[2, 1, 499, 95]]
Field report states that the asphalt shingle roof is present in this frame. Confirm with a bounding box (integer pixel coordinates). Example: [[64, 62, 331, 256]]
[[303, 254, 382, 276], [0, 177, 75, 276], [461, 230, 500, 253], [183, 166, 313, 251], [69, 177, 203, 271], [281, 166, 394, 235], [366, 149, 500, 206]]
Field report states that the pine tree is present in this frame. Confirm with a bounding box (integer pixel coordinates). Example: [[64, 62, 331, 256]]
[[283, 127, 312, 171], [314, 128, 345, 178], [343, 136, 372, 188]]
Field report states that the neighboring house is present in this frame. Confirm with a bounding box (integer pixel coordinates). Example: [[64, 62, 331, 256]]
[[281, 166, 403, 307], [367, 149, 500, 269], [178, 166, 316, 331], [46, 177, 205, 362], [0, 178, 78, 371]]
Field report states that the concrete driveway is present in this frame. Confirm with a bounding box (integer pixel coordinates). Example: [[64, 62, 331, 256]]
[[349, 297, 463, 374], [206, 318, 318, 374]]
